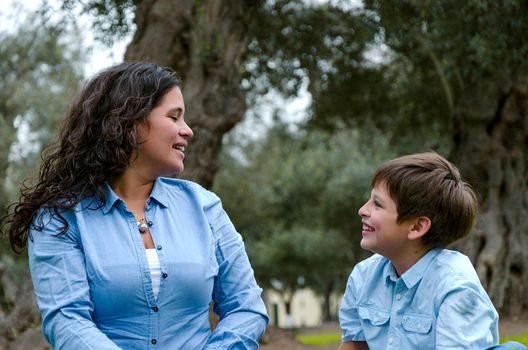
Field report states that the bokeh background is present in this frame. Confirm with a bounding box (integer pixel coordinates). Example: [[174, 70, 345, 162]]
[[0, 0, 527, 348]]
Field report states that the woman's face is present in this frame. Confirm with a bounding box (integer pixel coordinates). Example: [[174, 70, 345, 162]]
[[133, 86, 193, 178]]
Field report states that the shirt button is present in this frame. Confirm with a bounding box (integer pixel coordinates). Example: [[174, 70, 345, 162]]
[[162, 273, 168, 279], [151, 339, 157, 344], [153, 306, 159, 312], [156, 245, 162, 250], [396, 293, 402, 300], [148, 221, 154, 227]]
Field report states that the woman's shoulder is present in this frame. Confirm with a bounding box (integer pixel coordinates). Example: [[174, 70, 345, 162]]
[[157, 177, 220, 205]]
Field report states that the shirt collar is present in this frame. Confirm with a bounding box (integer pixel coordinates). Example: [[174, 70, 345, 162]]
[[149, 177, 169, 208], [399, 248, 441, 289], [101, 177, 169, 214], [385, 262, 399, 285], [101, 182, 121, 214]]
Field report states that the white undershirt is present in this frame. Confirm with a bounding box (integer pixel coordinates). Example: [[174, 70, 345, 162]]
[[145, 249, 161, 299]]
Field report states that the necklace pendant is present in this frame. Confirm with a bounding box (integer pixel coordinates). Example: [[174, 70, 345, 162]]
[[138, 222, 148, 233]]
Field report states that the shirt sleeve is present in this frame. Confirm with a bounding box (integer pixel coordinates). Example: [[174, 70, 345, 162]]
[[435, 283, 499, 349], [201, 192, 269, 350], [339, 268, 366, 342], [28, 209, 122, 350]]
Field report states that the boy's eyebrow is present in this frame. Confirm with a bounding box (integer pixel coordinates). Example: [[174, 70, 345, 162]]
[[371, 192, 384, 204]]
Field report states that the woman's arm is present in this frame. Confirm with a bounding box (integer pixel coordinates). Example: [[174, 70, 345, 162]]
[[29, 209, 121, 350], [202, 195, 269, 349]]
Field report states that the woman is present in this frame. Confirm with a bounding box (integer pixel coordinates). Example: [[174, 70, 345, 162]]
[[3, 62, 268, 349]]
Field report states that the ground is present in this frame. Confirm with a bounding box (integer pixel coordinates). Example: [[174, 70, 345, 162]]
[[261, 315, 528, 350]]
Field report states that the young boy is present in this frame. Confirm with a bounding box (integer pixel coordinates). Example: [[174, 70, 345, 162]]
[[339, 152, 499, 350]]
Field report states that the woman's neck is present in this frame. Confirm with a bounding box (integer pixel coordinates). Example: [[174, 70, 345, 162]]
[[110, 168, 155, 212]]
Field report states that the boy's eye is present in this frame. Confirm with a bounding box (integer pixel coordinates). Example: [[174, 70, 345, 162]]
[[373, 200, 382, 208]]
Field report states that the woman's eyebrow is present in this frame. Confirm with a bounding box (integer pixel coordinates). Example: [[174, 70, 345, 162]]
[[167, 107, 183, 115]]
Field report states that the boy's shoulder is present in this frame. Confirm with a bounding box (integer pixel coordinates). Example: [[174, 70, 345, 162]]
[[427, 249, 482, 287], [350, 249, 482, 293], [357, 253, 388, 269]]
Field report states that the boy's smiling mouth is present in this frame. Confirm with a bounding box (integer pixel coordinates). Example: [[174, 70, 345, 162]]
[[362, 223, 374, 233]]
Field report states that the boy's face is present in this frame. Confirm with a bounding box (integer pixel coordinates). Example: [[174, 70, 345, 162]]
[[358, 182, 415, 260]]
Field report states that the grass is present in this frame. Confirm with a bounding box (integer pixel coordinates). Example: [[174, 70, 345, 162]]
[[296, 333, 528, 346], [500, 334, 528, 345], [296, 333, 341, 345]]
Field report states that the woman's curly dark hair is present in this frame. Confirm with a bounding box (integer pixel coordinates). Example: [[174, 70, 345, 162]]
[[1, 62, 182, 252]]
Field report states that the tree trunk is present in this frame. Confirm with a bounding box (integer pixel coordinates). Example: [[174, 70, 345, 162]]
[[321, 279, 335, 322], [0, 273, 49, 350], [0, 88, 21, 224], [451, 77, 528, 316], [125, 0, 262, 188]]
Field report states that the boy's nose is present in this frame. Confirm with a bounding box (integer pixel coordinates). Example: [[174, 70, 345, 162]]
[[358, 203, 368, 217]]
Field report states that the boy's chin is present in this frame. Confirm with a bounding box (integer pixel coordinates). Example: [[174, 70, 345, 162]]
[[359, 239, 376, 252]]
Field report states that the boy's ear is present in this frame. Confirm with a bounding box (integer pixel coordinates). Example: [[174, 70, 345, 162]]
[[408, 217, 431, 240]]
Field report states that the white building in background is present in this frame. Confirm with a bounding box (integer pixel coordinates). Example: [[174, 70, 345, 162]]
[[264, 288, 343, 328]]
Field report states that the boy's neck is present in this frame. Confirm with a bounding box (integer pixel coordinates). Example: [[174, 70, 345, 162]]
[[390, 245, 431, 277]]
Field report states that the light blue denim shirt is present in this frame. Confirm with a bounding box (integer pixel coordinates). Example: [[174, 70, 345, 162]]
[[28, 177, 268, 350], [339, 249, 499, 349]]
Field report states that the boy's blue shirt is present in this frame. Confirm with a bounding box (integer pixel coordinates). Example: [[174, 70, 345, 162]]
[[339, 248, 499, 349]]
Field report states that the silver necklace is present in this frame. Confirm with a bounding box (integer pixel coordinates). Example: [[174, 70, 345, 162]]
[[136, 217, 148, 233]]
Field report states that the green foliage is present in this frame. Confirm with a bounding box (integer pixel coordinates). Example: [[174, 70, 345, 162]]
[[243, 0, 453, 155], [244, 0, 377, 99], [367, 0, 528, 79], [60, 0, 134, 45]]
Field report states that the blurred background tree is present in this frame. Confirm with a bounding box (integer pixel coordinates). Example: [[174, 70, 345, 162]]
[[366, 0, 528, 317], [0, 3, 85, 347], [214, 126, 391, 320], [0, 0, 527, 346]]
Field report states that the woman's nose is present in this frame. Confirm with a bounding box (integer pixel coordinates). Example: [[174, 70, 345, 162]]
[[180, 121, 193, 138]]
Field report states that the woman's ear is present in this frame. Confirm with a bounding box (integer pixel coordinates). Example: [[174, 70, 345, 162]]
[[408, 216, 431, 241]]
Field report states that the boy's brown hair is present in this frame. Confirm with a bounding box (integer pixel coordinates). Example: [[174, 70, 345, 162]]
[[372, 152, 477, 248]]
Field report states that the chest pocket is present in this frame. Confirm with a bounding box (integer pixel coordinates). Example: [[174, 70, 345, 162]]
[[401, 312, 434, 349], [358, 305, 390, 340], [401, 313, 432, 333]]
